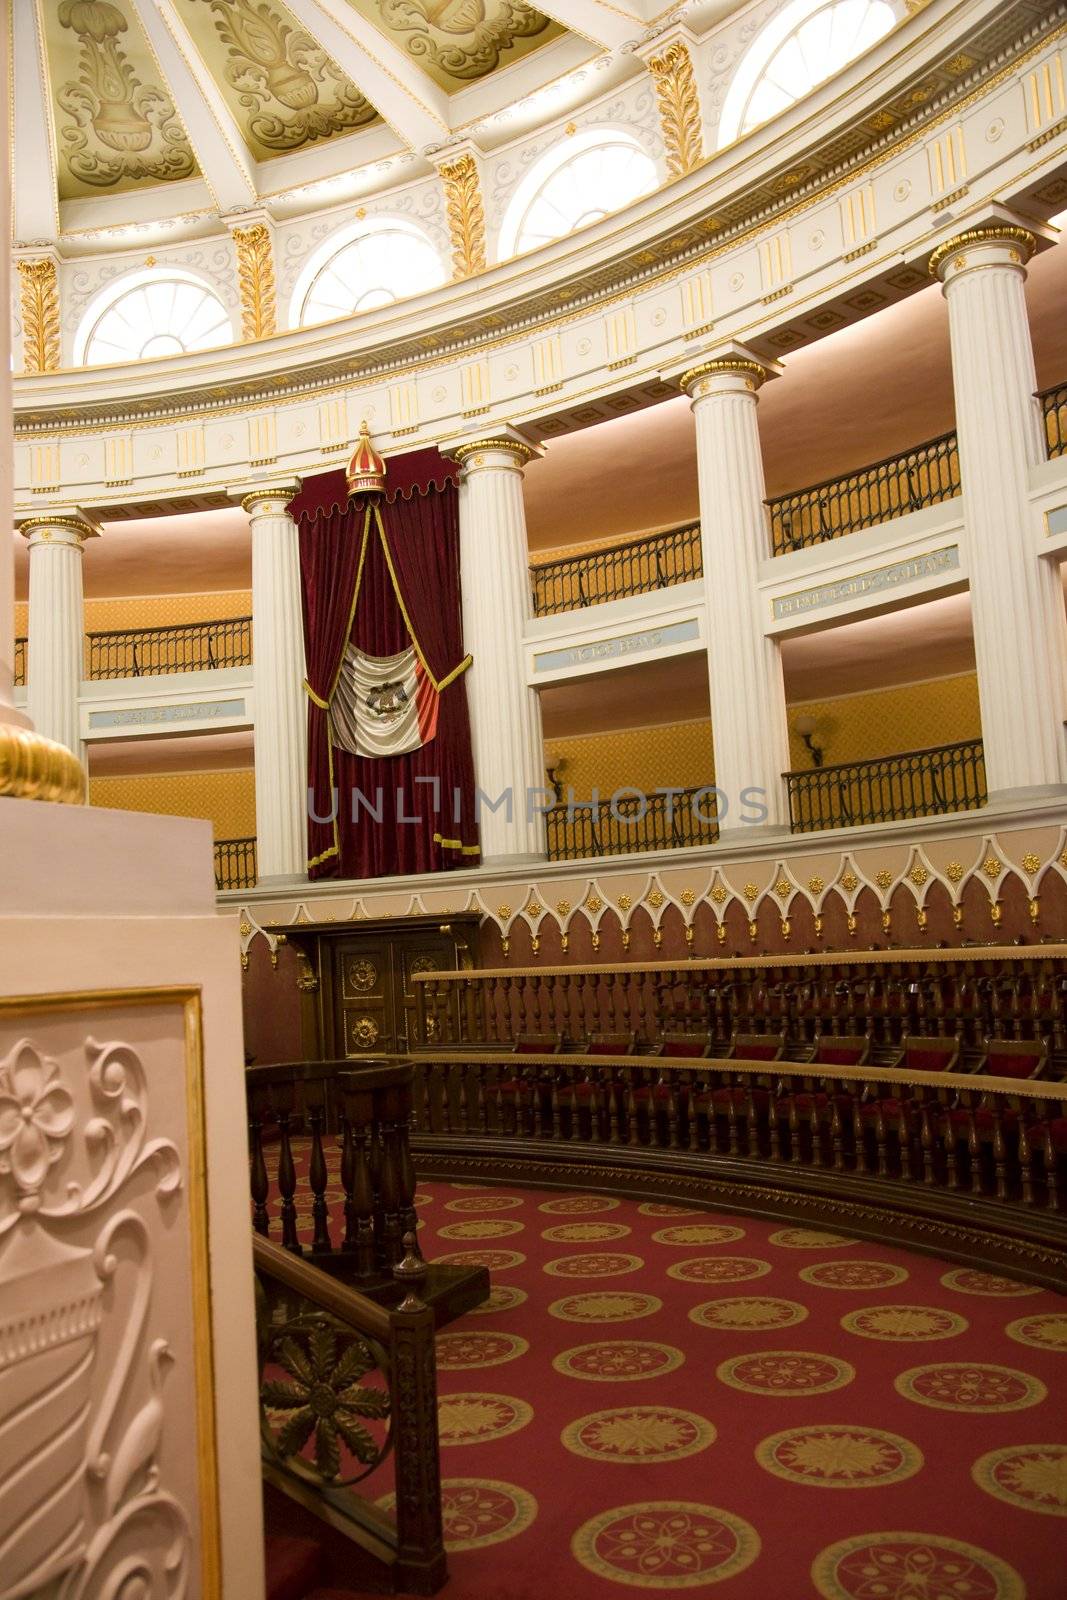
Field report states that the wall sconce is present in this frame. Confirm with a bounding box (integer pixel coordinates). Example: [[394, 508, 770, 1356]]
[[793, 714, 825, 767], [545, 755, 569, 803]]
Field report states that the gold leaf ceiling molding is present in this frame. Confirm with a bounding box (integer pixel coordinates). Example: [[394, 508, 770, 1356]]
[[178, 0, 379, 161], [44, 0, 200, 199], [342, 0, 563, 92]]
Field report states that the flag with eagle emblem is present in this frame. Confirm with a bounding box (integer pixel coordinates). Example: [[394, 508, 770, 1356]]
[[329, 643, 440, 759]]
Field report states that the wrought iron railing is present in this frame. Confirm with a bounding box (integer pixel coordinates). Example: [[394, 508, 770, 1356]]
[[1040, 380, 1067, 459], [215, 836, 257, 890], [786, 739, 986, 833], [86, 615, 252, 680], [13, 637, 26, 687], [530, 523, 702, 616], [545, 785, 719, 860], [767, 430, 961, 554]]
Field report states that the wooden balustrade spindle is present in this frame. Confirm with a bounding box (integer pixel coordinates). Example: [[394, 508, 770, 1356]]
[[249, 1094, 270, 1236], [273, 1089, 301, 1254], [306, 1086, 332, 1253]]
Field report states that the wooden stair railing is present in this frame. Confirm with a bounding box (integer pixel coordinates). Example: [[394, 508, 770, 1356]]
[[254, 1232, 446, 1595]]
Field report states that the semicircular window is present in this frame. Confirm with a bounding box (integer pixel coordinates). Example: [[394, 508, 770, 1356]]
[[498, 130, 659, 259], [75, 270, 233, 366], [718, 0, 899, 147], [293, 221, 448, 328]]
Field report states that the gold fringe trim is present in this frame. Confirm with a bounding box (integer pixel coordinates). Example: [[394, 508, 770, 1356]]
[[433, 833, 480, 854], [0, 726, 87, 805]]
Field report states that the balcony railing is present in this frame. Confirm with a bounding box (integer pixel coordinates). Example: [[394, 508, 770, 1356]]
[[1040, 380, 1067, 459], [786, 739, 986, 833], [13, 637, 26, 687], [767, 430, 961, 554], [530, 523, 701, 617], [545, 786, 719, 860], [215, 836, 257, 890], [86, 615, 252, 680]]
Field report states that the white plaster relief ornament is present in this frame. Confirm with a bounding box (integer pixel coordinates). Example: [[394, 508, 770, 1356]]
[[0, 1037, 190, 1598]]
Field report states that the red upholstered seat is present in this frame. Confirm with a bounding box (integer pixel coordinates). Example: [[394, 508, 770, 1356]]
[[984, 1042, 1047, 1080], [657, 1035, 712, 1059]]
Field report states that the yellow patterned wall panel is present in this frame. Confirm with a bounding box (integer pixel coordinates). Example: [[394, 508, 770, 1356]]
[[545, 720, 714, 796], [15, 592, 252, 641], [89, 770, 256, 839]]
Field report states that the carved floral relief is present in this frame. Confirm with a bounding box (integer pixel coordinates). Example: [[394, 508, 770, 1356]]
[[0, 1031, 199, 1597], [182, 0, 378, 158], [343, 0, 561, 90], [47, 1, 199, 197]]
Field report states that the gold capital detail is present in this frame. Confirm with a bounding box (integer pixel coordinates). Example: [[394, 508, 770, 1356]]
[[439, 154, 487, 280], [451, 437, 536, 466], [927, 225, 1036, 279], [647, 41, 703, 179], [0, 727, 87, 805], [679, 358, 768, 394], [17, 259, 61, 374], [232, 223, 277, 340]]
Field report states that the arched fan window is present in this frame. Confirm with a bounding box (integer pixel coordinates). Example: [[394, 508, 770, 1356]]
[[74, 269, 233, 366], [718, 0, 899, 147], [291, 219, 447, 328], [498, 129, 659, 259]]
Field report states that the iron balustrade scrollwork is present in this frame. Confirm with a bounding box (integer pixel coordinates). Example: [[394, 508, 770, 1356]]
[[786, 739, 986, 833], [545, 785, 719, 860], [767, 430, 961, 554], [86, 614, 252, 680], [529, 523, 702, 616], [215, 835, 257, 891], [1040, 379, 1067, 459], [13, 636, 26, 687]]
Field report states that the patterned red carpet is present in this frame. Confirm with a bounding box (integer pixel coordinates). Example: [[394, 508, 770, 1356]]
[[272, 1151, 1067, 1598]]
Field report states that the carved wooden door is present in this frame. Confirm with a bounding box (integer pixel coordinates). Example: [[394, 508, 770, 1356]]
[[329, 939, 396, 1058]]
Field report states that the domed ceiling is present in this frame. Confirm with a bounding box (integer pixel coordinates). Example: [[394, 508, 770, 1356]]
[[17, 0, 745, 243]]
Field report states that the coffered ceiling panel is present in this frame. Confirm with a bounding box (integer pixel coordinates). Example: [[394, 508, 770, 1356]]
[[175, 0, 380, 161], [41, 0, 201, 199], [341, 0, 564, 91]]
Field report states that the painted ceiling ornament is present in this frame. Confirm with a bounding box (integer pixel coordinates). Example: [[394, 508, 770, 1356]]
[[192, 0, 377, 151], [55, 1, 198, 191], [375, 0, 554, 83]]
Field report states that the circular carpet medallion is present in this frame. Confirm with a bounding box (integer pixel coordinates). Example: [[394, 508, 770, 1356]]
[[689, 1297, 808, 1332], [438, 1219, 525, 1241], [470, 1284, 528, 1315], [413, 1192, 435, 1207], [543, 1253, 645, 1279], [769, 1228, 853, 1249], [717, 1350, 855, 1397], [637, 1203, 703, 1217], [571, 1502, 759, 1589], [562, 1406, 716, 1465], [940, 1268, 1040, 1297], [541, 1221, 633, 1244], [435, 1331, 529, 1370], [651, 1223, 745, 1246], [894, 1363, 1047, 1414], [1005, 1312, 1067, 1353], [439, 1479, 538, 1550], [434, 1249, 526, 1272], [445, 1195, 525, 1214], [539, 1195, 621, 1215], [553, 1340, 685, 1382], [437, 1393, 534, 1447], [972, 1444, 1067, 1516], [756, 1424, 922, 1489], [799, 1260, 909, 1290], [666, 1256, 772, 1285], [811, 1532, 1025, 1600], [840, 1305, 968, 1342], [549, 1291, 664, 1324]]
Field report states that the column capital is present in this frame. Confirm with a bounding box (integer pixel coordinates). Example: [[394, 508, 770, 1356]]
[[445, 425, 542, 472], [233, 481, 301, 517], [928, 225, 1037, 284], [672, 344, 781, 400], [18, 509, 101, 548]]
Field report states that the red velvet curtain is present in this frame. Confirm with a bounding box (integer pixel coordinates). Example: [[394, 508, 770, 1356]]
[[297, 464, 479, 880]]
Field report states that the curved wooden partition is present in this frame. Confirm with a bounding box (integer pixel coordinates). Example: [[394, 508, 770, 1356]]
[[407, 948, 1067, 1292]]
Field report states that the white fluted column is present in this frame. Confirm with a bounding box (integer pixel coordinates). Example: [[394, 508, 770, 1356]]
[[20, 513, 98, 762], [680, 354, 790, 832], [242, 484, 307, 882], [931, 225, 1067, 798], [452, 435, 547, 862]]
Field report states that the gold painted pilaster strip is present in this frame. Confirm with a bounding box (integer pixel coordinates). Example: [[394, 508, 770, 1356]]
[[647, 41, 704, 180], [17, 258, 61, 374], [438, 154, 487, 280]]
